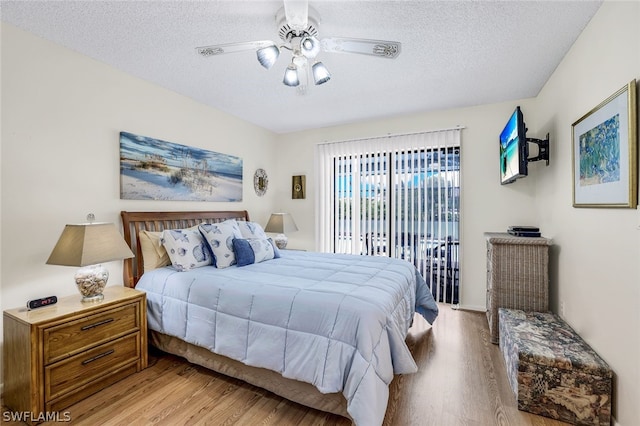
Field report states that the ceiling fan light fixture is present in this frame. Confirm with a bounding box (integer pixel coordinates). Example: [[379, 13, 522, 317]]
[[312, 61, 331, 85], [196, 3, 401, 95], [256, 45, 280, 69], [283, 64, 300, 87], [300, 36, 320, 58]]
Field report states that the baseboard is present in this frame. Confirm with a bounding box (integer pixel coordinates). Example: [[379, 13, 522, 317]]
[[455, 304, 486, 312]]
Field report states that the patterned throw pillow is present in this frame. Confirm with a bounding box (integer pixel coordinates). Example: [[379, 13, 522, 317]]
[[236, 221, 268, 239], [233, 238, 280, 267], [199, 221, 242, 268], [160, 226, 212, 271]]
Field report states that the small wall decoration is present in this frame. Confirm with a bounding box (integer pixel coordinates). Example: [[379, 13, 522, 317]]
[[254, 168, 268, 196], [292, 175, 306, 199], [120, 132, 242, 201], [572, 80, 637, 208]]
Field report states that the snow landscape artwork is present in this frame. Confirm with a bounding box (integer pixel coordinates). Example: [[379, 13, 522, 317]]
[[120, 132, 243, 201]]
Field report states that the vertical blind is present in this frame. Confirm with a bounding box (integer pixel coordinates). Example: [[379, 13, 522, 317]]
[[315, 128, 461, 303]]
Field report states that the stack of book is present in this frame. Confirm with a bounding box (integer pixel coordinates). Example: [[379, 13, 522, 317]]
[[507, 226, 541, 237]]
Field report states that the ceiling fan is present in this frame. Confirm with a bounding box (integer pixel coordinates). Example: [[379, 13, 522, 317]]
[[195, 0, 401, 94]]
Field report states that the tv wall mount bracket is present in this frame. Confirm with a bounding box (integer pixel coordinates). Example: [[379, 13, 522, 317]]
[[526, 133, 550, 166]]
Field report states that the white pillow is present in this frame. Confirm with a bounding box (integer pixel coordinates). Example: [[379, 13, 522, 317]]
[[199, 221, 242, 268], [160, 226, 212, 271], [236, 221, 268, 239]]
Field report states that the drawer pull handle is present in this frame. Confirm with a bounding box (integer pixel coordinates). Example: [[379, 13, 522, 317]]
[[82, 349, 115, 365], [81, 318, 114, 331]]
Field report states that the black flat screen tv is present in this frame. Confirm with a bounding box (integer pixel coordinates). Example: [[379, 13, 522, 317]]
[[499, 106, 528, 185]]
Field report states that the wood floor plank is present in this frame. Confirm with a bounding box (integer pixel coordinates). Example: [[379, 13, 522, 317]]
[[2, 305, 571, 425]]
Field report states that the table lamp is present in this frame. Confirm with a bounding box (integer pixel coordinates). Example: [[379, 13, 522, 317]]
[[47, 220, 134, 302], [264, 213, 298, 249]]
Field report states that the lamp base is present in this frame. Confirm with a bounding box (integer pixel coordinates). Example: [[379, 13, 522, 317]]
[[81, 293, 105, 303], [75, 264, 108, 302], [273, 234, 288, 249]]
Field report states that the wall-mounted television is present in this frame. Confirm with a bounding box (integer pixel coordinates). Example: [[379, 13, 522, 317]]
[[499, 106, 528, 185]]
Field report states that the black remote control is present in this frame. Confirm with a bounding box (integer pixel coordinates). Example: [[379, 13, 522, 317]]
[[27, 296, 58, 310]]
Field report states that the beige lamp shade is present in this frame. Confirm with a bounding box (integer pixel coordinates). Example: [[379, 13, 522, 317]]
[[47, 222, 135, 302], [46, 223, 134, 267], [264, 213, 298, 249], [264, 213, 298, 234]]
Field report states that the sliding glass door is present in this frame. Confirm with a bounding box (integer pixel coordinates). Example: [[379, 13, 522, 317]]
[[317, 130, 461, 304]]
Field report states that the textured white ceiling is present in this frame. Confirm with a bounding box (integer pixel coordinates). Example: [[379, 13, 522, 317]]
[[1, 0, 602, 134]]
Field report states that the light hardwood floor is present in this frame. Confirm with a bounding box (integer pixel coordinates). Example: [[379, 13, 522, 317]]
[[2, 305, 569, 425]]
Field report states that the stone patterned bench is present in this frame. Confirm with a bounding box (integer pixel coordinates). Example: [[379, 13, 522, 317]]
[[498, 308, 612, 426]]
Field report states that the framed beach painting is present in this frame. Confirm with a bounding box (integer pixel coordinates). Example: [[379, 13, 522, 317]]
[[572, 80, 637, 208], [120, 132, 243, 201]]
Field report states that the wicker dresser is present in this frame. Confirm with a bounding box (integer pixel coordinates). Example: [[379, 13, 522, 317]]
[[485, 232, 552, 344]]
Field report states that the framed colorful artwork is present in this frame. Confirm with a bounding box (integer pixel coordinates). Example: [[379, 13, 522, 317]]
[[572, 80, 637, 208]]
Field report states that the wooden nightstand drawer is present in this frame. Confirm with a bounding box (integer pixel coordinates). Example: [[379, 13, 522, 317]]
[[44, 302, 140, 364], [45, 333, 140, 401], [3, 287, 147, 420]]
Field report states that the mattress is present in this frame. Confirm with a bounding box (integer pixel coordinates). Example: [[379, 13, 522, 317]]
[[136, 250, 438, 425]]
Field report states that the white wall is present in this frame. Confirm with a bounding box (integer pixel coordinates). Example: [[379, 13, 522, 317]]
[[276, 2, 640, 424], [0, 23, 279, 385], [530, 1, 640, 424]]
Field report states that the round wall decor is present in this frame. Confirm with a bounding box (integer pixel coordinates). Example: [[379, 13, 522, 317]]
[[253, 168, 268, 196]]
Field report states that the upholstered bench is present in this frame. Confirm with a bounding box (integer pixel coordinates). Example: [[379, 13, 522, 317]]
[[498, 308, 612, 426]]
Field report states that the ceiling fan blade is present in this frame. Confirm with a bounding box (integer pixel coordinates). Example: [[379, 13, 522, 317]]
[[283, 0, 309, 32], [196, 41, 276, 57], [321, 37, 401, 59]]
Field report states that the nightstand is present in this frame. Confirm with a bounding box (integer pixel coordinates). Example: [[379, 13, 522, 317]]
[[3, 286, 147, 420]]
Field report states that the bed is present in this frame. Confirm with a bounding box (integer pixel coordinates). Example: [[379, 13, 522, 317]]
[[121, 210, 438, 425]]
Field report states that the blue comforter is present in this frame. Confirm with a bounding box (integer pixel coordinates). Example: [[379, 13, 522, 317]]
[[137, 250, 438, 425]]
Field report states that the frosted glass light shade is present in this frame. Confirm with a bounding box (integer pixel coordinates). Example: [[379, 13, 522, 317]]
[[257, 45, 280, 69], [300, 36, 320, 58], [312, 62, 331, 85], [283, 65, 300, 87]]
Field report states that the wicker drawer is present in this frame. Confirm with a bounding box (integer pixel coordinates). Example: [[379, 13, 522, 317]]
[[486, 243, 493, 290], [45, 333, 140, 401], [44, 303, 140, 364], [485, 233, 552, 344]]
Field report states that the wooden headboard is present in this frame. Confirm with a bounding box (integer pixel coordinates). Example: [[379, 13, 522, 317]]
[[120, 210, 250, 287]]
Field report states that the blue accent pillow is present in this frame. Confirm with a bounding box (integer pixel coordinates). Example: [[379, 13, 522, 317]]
[[233, 238, 280, 267]]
